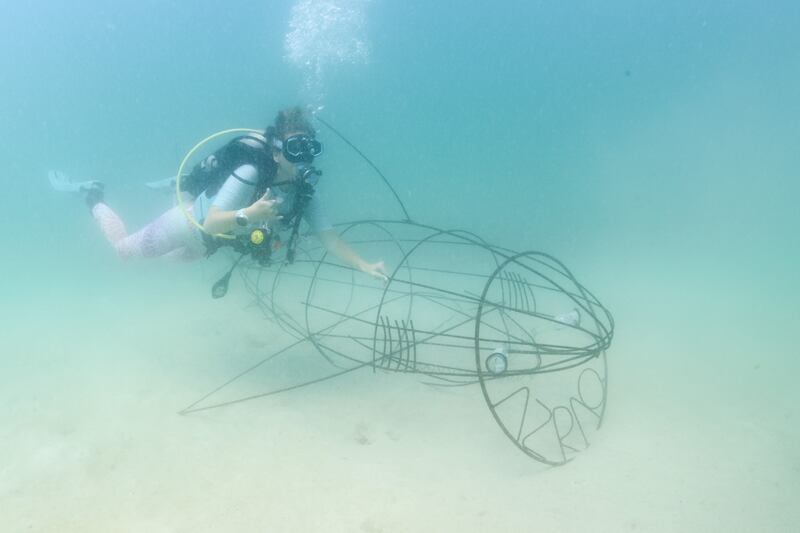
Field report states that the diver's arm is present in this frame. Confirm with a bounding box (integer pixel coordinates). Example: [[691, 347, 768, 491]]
[[318, 228, 388, 281], [203, 164, 281, 235], [204, 194, 282, 234], [203, 206, 241, 234]]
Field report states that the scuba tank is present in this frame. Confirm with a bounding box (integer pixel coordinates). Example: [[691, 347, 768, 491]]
[[181, 134, 275, 198]]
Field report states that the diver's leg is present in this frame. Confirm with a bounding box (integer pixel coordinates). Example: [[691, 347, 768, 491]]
[[93, 203, 200, 261], [91, 203, 128, 245]]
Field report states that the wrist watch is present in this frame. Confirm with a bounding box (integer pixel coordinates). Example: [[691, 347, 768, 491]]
[[235, 209, 249, 227]]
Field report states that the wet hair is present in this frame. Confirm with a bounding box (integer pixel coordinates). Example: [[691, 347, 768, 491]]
[[265, 106, 316, 152]]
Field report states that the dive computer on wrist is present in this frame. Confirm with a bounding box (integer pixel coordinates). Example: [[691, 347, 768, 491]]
[[235, 209, 249, 227]]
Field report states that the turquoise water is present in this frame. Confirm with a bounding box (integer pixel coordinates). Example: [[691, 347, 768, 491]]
[[4, 2, 798, 265], [2, 2, 798, 531]]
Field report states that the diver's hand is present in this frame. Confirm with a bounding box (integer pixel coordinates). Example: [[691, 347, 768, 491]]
[[246, 188, 283, 223], [359, 260, 389, 283]]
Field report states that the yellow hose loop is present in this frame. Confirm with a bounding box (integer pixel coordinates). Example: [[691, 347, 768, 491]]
[[176, 128, 263, 240]]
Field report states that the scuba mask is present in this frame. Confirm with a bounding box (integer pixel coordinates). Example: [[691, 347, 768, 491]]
[[270, 134, 323, 187], [276, 134, 323, 164]]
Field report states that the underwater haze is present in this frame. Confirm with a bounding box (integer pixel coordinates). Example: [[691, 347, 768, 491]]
[[1, 1, 798, 532]]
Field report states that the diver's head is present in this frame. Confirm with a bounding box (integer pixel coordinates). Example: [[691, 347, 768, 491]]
[[266, 106, 323, 184]]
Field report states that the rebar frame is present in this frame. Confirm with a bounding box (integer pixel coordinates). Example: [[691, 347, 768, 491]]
[[181, 219, 614, 466]]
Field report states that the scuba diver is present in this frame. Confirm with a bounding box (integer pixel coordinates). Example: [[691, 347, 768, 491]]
[[49, 106, 389, 284]]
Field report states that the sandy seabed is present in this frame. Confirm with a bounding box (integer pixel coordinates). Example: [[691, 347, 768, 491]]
[[1, 253, 797, 533]]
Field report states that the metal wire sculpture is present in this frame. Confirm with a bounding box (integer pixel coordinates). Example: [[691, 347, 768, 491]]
[[181, 219, 614, 465], [180, 119, 615, 466]]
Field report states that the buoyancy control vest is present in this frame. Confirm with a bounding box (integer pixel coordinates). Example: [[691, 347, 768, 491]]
[[181, 134, 276, 199]]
